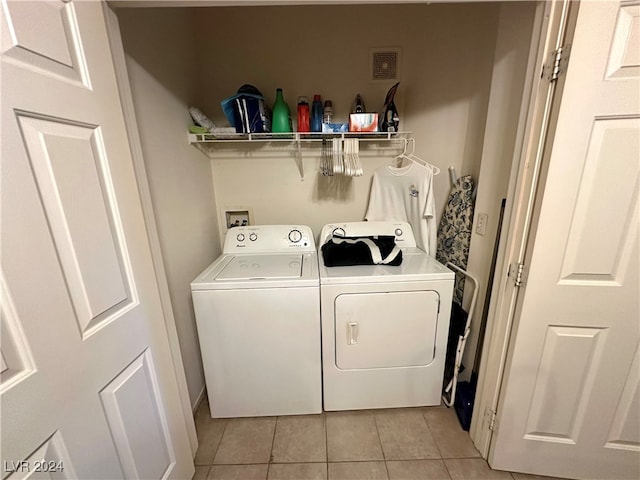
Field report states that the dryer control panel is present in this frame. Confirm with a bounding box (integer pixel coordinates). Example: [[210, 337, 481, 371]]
[[223, 225, 316, 254], [319, 221, 416, 248]]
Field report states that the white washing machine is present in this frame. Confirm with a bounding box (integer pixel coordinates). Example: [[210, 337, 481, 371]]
[[319, 221, 454, 411], [191, 225, 321, 418]]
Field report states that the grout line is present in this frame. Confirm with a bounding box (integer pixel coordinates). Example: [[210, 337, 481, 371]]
[[371, 410, 386, 461], [266, 416, 279, 480], [371, 409, 391, 480], [209, 417, 229, 466], [323, 412, 329, 480], [421, 408, 445, 459], [438, 455, 455, 480], [211, 459, 444, 467], [210, 456, 487, 467], [193, 465, 211, 480]]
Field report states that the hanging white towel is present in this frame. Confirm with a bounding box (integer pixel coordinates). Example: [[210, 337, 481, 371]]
[[365, 162, 437, 255]]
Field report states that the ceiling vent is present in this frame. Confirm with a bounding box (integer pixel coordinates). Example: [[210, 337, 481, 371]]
[[370, 48, 401, 81]]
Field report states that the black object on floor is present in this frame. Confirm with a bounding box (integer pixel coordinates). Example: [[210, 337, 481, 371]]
[[454, 373, 478, 431]]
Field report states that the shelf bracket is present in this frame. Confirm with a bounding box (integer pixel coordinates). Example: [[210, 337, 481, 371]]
[[294, 140, 304, 180]]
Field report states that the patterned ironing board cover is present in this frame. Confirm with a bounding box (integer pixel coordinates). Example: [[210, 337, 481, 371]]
[[436, 175, 475, 305]]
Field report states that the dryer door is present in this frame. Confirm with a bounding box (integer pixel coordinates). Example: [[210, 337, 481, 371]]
[[335, 290, 439, 369]]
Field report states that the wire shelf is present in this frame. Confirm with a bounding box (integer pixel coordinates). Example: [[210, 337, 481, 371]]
[[188, 131, 411, 144], [188, 131, 412, 179]]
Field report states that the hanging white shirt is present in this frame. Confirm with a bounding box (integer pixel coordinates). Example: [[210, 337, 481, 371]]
[[365, 161, 437, 255]]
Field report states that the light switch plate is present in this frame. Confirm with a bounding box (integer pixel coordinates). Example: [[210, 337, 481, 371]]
[[476, 213, 488, 236]]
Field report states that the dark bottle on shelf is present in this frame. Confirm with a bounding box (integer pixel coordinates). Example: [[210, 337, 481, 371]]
[[353, 94, 365, 113], [311, 94, 323, 132]]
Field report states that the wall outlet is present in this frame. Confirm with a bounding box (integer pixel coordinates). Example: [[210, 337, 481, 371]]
[[476, 213, 488, 236]]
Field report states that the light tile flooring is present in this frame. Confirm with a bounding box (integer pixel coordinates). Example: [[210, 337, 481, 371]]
[[193, 398, 563, 480]]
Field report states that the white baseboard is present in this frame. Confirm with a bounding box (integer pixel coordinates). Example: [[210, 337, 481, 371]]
[[193, 386, 207, 414]]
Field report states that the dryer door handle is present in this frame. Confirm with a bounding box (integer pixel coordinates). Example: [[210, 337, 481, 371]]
[[347, 322, 359, 345]]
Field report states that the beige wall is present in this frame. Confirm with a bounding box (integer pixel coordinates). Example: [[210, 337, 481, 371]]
[[193, 3, 500, 240], [118, 8, 221, 409]]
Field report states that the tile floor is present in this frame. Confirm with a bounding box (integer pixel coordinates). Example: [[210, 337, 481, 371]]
[[192, 398, 563, 480]]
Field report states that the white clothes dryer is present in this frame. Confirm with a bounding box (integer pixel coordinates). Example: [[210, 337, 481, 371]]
[[191, 225, 321, 418], [319, 221, 454, 411]]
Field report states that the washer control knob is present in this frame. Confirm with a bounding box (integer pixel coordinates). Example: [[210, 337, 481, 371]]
[[288, 229, 302, 243], [249, 233, 258, 241], [236, 233, 245, 242], [332, 227, 346, 237], [394, 228, 403, 237]]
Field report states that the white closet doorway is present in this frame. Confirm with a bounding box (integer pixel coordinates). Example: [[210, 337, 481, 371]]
[[486, 1, 639, 478]]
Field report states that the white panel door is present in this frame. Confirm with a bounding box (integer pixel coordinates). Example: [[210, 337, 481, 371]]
[[1, 1, 193, 478], [489, 1, 640, 479]]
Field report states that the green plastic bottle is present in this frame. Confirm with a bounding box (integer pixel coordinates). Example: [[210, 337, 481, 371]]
[[271, 88, 292, 133]]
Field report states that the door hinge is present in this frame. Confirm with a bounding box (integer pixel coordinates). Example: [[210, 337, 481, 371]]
[[486, 408, 497, 431], [509, 262, 527, 287], [542, 45, 570, 82]]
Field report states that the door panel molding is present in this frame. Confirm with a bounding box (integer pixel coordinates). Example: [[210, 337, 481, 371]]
[[0, 273, 36, 394], [606, 3, 640, 79], [605, 342, 640, 452], [16, 112, 139, 339], [559, 116, 640, 286], [0, 0, 91, 87], [7, 430, 78, 480], [523, 326, 607, 443], [100, 349, 175, 480]]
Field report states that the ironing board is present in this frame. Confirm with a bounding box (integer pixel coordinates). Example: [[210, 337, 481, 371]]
[[436, 174, 477, 408], [436, 175, 475, 305]]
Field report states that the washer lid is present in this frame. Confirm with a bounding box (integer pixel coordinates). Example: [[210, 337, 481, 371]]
[[216, 254, 303, 280], [191, 252, 319, 290]]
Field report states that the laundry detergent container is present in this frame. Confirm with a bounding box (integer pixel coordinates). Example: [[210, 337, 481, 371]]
[[221, 84, 271, 133]]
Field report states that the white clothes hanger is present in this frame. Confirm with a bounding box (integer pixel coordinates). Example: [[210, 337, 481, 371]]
[[392, 137, 441, 175], [392, 137, 410, 167]]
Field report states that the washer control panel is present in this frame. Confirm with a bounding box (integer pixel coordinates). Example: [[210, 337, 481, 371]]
[[288, 229, 303, 243], [224, 225, 316, 253]]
